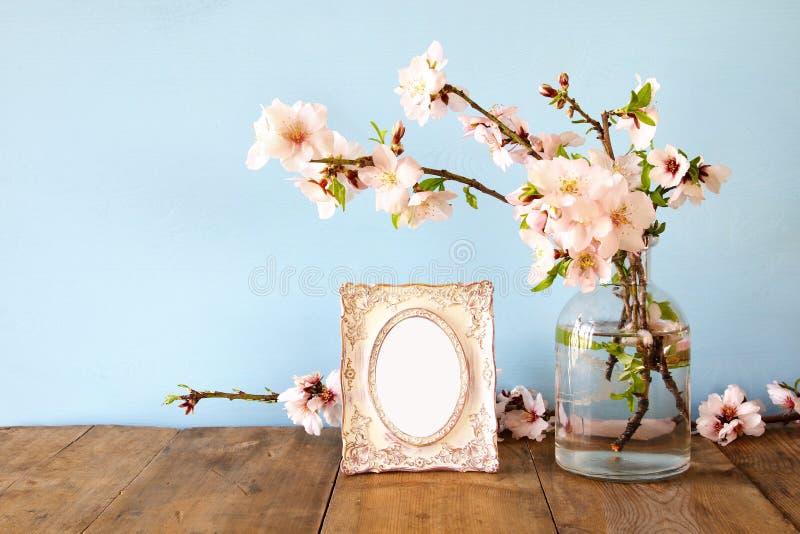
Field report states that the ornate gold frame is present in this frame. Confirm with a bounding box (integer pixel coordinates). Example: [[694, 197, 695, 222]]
[[339, 282, 498, 475]]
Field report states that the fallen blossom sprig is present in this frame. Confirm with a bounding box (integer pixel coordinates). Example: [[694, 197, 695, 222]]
[[495, 386, 554, 441], [695, 380, 800, 446], [163, 385, 279, 415], [164, 369, 342, 436]]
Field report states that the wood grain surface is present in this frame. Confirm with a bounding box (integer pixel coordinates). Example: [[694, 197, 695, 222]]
[[527, 434, 797, 533], [322, 438, 556, 533], [0, 425, 797, 533], [85, 427, 341, 533]]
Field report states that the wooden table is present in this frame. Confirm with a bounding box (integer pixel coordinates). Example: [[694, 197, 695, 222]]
[[0, 425, 797, 533]]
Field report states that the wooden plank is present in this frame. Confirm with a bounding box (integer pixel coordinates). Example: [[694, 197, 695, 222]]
[[0, 426, 91, 493], [0, 425, 177, 533], [717, 424, 800, 528], [528, 437, 797, 533], [321, 439, 556, 533], [85, 426, 341, 533]]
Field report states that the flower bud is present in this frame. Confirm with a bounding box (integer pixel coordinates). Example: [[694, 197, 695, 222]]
[[391, 142, 404, 156], [559, 72, 569, 90], [538, 84, 558, 98], [556, 97, 566, 110], [391, 120, 405, 145], [566, 106, 575, 118]]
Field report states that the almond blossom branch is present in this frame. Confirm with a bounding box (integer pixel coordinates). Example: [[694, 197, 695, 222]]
[[762, 413, 800, 424], [310, 156, 509, 204], [601, 111, 615, 160], [164, 385, 278, 414], [419, 167, 509, 204], [444, 84, 542, 160]]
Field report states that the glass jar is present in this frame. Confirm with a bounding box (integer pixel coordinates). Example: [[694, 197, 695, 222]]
[[554, 244, 690, 481]]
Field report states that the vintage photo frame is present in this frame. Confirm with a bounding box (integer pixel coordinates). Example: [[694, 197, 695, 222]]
[[338, 282, 498, 474]]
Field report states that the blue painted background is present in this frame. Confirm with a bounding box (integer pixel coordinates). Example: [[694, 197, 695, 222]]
[[2, 1, 798, 427]]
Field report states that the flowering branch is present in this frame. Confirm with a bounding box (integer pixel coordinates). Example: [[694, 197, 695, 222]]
[[444, 84, 542, 160], [311, 156, 509, 204], [163, 385, 278, 414], [763, 412, 800, 424]]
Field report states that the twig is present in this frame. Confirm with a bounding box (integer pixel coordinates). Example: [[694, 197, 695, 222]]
[[444, 84, 542, 160], [656, 339, 690, 422], [612, 368, 651, 452], [420, 167, 509, 204], [762, 412, 800, 424], [310, 156, 510, 204], [600, 111, 615, 160], [164, 386, 278, 414]]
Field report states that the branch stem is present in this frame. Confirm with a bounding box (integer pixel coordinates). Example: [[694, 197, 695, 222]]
[[420, 166, 508, 204], [310, 157, 509, 204], [444, 84, 542, 160]]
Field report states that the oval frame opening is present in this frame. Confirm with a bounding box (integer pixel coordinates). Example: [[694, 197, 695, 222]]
[[368, 308, 469, 446]]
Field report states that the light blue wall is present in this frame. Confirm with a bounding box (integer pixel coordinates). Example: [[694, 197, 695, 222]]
[[2, 1, 798, 427]]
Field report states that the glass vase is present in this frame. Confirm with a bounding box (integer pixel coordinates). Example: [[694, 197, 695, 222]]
[[554, 243, 690, 481]]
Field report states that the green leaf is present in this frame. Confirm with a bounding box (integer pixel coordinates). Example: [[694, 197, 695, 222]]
[[391, 213, 401, 229], [162, 394, 181, 406], [531, 271, 557, 292], [463, 186, 478, 209], [650, 188, 668, 207], [369, 121, 387, 144], [610, 391, 629, 401], [625, 89, 640, 111], [556, 145, 569, 159], [633, 110, 656, 126], [417, 177, 446, 191], [556, 259, 570, 277], [636, 82, 653, 108], [627, 394, 636, 412], [657, 300, 680, 322], [631, 374, 646, 394], [330, 178, 347, 211], [640, 164, 651, 191], [556, 323, 604, 350]]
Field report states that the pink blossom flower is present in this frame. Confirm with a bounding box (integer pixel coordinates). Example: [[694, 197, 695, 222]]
[[254, 99, 332, 172], [767, 381, 799, 414], [587, 149, 644, 190], [398, 190, 457, 229], [245, 105, 271, 170], [423, 40, 447, 70], [429, 88, 468, 119], [277, 370, 342, 435], [358, 144, 422, 214], [519, 228, 556, 286], [290, 175, 338, 219], [699, 163, 731, 194], [495, 389, 517, 432], [309, 370, 342, 426], [549, 198, 613, 252], [459, 105, 523, 138], [597, 177, 656, 255], [503, 387, 551, 441], [647, 145, 689, 188], [668, 180, 705, 208], [474, 124, 513, 171], [321, 131, 369, 198], [528, 157, 598, 207], [615, 75, 660, 150], [696, 384, 765, 446], [537, 131, 585, 160], [395, 54, 446, 126], [564, 245, 612, 293]]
